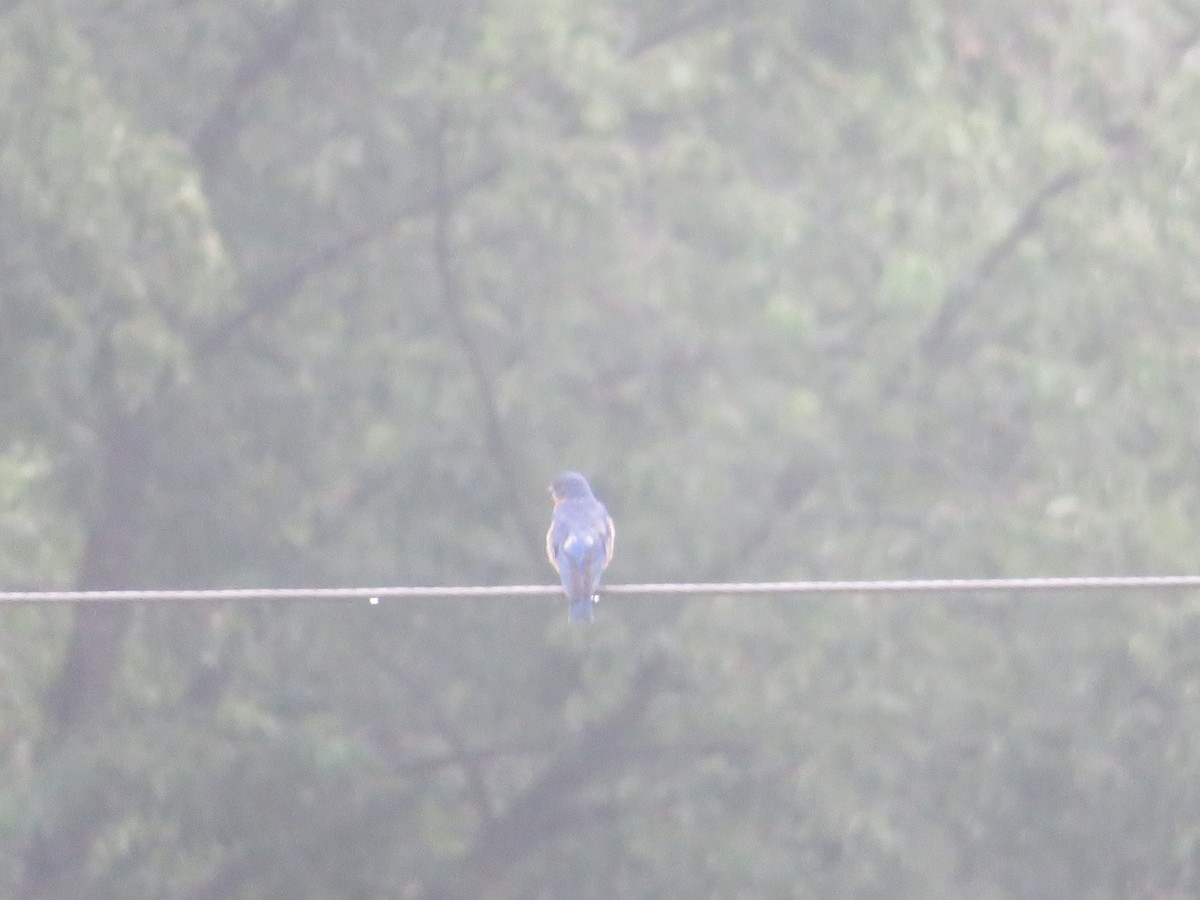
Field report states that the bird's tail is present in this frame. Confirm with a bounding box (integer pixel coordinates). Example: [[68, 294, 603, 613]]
[[568, 592, 596, 623], [561, 540, 600, 624]]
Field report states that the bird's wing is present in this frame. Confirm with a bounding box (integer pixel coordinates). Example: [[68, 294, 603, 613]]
[[546, 521, 560, 572]]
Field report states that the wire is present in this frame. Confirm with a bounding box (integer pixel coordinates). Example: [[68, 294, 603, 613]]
[[1, 575, 1199, 604]]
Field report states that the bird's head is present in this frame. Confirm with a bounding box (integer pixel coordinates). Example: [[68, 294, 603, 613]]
[[549, 471, 595, 504]]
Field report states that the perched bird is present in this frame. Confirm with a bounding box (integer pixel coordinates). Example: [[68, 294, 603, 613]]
[[546, 471, 615, 623]]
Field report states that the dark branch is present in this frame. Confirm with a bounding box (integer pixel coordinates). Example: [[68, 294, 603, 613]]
[[1144, 19, 1200, 107], [196, 161, 501, 357], [427, 655, 672, 899], [190, 1, 317, 171], [21, 341, 150, 898], [725, 454, 821, 575], [625, 0, 735, 57], [177, 658, 720, 900], [429, 111, 542, 560], [918, 166, 1083, 364], [917, 10, 1199, 368], [44, 338, 150, 732]]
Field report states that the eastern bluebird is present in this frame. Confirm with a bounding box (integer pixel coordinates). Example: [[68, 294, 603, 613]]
[[546, 471, 615, 623]]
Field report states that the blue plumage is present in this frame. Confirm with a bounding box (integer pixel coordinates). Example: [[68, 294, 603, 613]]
[[546, 472, 615, 624]]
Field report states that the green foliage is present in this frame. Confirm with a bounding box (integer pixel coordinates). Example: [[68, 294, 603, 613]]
[[4, 0, 1200, 896]]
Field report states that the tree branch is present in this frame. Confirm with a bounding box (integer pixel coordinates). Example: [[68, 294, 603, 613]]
[[625, 0, 735, 57], [44, 340, 150, 732], [917, 11, 1200, 369], [429, 111, 542, 560], [178, 658, 725, 900], [20, 341, 151, 898], [362, 639, 501, 821], [190, 1, 317, 171], [427, 654, 672, 899], [196, 161, 501, 357], [918, 166, 1083, 364]]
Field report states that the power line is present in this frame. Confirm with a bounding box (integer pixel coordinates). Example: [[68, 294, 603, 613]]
[[2, 575, 1200, 604]]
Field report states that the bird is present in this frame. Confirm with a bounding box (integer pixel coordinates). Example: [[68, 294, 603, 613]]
[[546, 471, 615, 623]]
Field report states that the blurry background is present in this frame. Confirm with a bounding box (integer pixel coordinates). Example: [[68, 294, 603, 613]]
[[3, 0, 1200, 896]]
